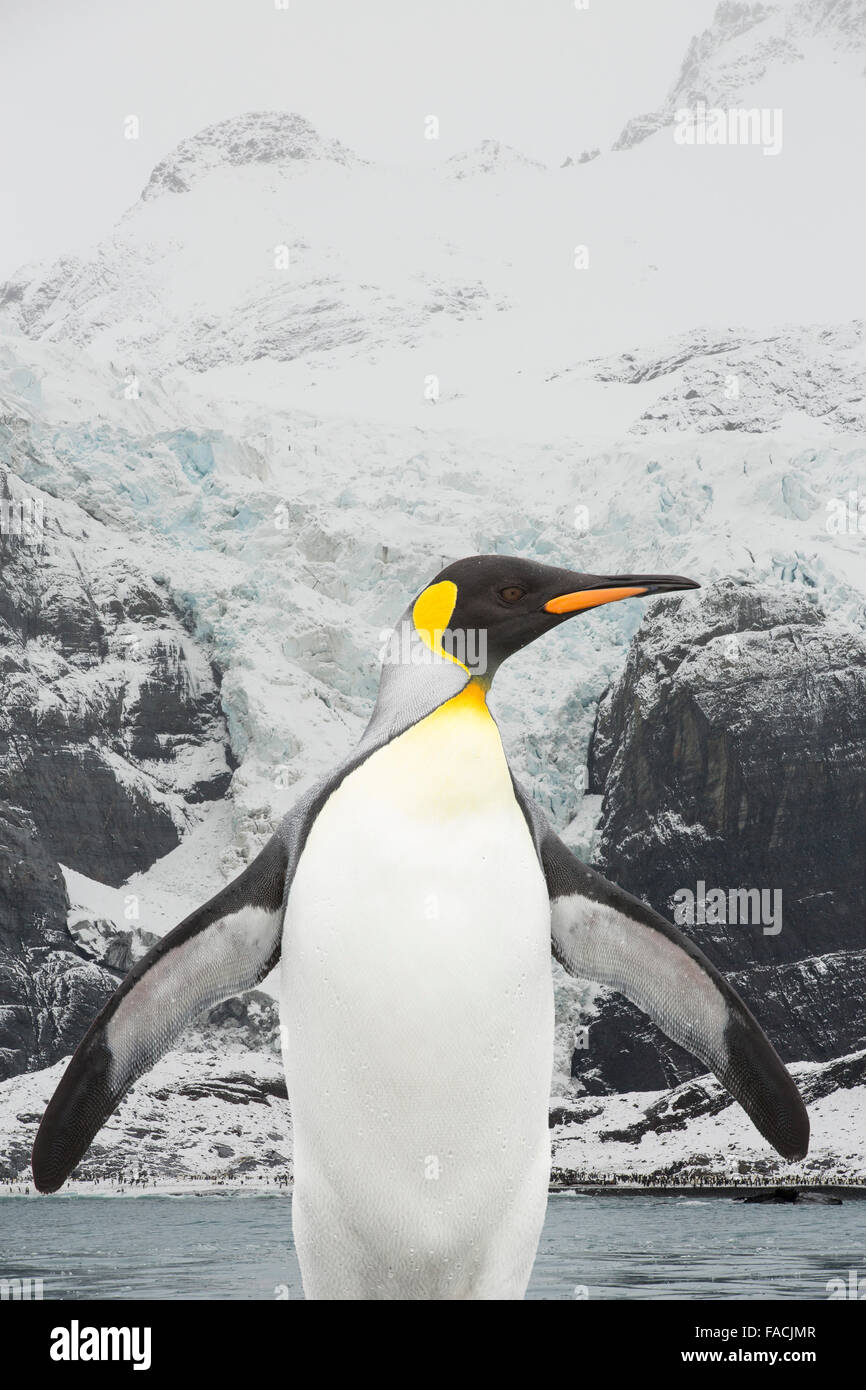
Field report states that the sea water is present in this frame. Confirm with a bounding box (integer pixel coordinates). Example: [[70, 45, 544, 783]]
[[0, 1192, 862, 1300]]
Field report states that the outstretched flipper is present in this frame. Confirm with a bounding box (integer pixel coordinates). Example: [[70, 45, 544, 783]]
[[32, 621, 473, 1195], [515, 789, 809, 1161], [32, 833, 289, 1192]]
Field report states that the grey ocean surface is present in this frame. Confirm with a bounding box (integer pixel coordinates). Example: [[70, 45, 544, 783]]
[[1, 1193, 861, 1300]]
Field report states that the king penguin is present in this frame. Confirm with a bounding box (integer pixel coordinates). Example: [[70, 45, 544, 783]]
[[32, 555, 809, 1299]]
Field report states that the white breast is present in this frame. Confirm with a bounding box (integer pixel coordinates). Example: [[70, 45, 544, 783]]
[[280, 685, 554, 1299]]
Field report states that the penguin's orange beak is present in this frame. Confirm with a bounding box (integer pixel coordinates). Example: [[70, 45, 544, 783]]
[[543, 574, 699, 614]]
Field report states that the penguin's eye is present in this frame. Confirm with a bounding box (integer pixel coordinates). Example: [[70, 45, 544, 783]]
[[499, 586, 527, 603]]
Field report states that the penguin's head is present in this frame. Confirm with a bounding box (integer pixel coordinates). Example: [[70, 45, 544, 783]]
[[412, 554, 699, 679]]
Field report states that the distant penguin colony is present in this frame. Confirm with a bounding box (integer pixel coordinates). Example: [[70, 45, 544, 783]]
[[32, 555, 809, 1300]]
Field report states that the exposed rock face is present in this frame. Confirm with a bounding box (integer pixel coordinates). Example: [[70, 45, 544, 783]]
[[587, 322, 866, 435], [67, 918, 161, 974], [594, 1049, 866, 1150], [66, 915, 281, 1053], [0, 470, 239, 1080], [141, 111, 360, 202], [0, 1049, 292, 1183], [444, 140, 546, 179], [200, 993, 282, 1055], [0, 812, 279, 1086], [0, 802, 119, 1081], [576, 579, 866, 1091], [0, 471, 233, 885], [613, 0, 866, 152]]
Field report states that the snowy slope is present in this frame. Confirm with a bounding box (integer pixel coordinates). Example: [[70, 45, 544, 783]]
[[615, 0, 866, 149], [1, 1046, 862, 1188], [1, 2, 864, 435], [4, 331, 864, 861]]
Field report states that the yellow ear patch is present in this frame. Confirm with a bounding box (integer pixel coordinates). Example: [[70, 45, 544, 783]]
[[412, 580, 468, 673]]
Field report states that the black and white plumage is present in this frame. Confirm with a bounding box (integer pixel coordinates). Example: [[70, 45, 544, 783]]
[[32, 555, 808, 1298]]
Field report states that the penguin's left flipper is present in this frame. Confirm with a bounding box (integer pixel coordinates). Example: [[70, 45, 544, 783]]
[[31, 832, 289, 1193], [518, 796, 809, 1161]]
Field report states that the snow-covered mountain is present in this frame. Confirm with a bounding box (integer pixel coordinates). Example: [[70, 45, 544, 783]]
[[0, 0, 864, 1183], [141, 111, 362, 202], [1, 0, 863, 432], [444, 139, 548, 179], [615, 0, 866, 149]]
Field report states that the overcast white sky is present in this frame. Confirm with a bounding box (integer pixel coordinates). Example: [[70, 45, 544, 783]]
[[0, 0, 716, 278]]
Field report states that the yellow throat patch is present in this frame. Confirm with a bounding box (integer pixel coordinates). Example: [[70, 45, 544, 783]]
[[357, 677, 508, 818], [338, 578, 506, 817]]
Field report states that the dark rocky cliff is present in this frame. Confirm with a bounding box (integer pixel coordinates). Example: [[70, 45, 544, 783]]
[[575, 579, 866, 1093], [0, 470, 233, 885], [0, 802, 119, 1080], [0, 471, 236, 1080]]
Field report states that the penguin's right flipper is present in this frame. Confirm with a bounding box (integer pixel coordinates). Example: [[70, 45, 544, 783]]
[[515, 789, 809, 1161], [31, 832, 289, 1193]]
